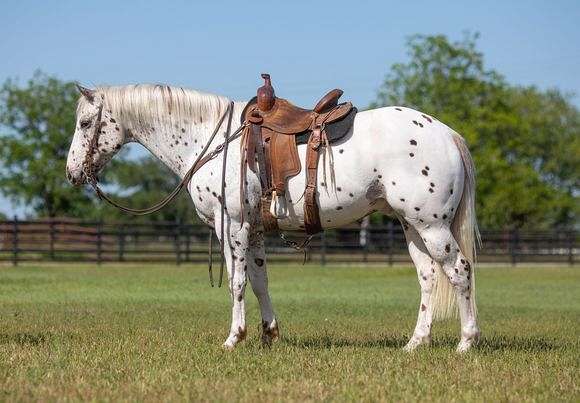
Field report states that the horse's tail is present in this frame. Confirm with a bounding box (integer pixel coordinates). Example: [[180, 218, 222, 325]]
[[432, 131, 481, 320]]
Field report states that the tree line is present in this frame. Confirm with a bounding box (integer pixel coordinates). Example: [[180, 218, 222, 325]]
[[1, 34, 578, 229]]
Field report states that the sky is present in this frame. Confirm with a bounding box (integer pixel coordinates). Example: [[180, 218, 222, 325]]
[[1, 0, 579, 217]]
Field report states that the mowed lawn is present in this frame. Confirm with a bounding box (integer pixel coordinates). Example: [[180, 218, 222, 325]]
[[0, 263, 578, 402]]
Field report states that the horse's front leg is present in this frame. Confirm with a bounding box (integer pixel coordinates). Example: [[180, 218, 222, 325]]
[[217, 219, 250, 350], [246, 230, 279, 347]]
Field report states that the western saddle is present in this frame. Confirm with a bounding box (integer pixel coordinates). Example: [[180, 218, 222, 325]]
[[241, 74, 356, 234]]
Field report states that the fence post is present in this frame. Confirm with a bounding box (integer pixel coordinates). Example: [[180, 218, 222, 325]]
[[118, 225, 125, 262], [568, 230, 575, 266], [12, 216, 19, 267], [387, 221, 394, 267], [96, 220, 103, 265], [185, 225, 191, 262], [360, 216, 369, 263], [363, 234, 369, 263], [174, 220, 181, 266], [49, 219, 55, 260], [509, 228, 518, 266], [208, 227, 213, 268], [320, 232, 327, 266]]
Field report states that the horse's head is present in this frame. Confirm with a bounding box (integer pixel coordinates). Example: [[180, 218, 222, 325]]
[[66, 85, 127, 186]]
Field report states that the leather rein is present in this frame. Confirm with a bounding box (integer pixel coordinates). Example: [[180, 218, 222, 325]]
[[83, 101, 243, 215], [83, 101, 244, 287]]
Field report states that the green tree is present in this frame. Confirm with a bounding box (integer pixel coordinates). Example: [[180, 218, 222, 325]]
[[0, 72, 198, 223], [373, 33, 579, 229], [107, 156, 198, 224], [0, 71, 98, 218]]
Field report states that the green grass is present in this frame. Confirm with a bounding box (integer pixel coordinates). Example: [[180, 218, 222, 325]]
[[0, 263, 578, 402]]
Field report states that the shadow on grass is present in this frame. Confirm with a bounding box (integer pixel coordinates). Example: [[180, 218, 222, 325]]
[[283, 333, 562, 352], [283, 334, 408, 349], [0, 332, 49, 346], [475, 334, 561, 353]]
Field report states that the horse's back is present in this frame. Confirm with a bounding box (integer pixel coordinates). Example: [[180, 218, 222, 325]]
[[277, 105, 465, 230]]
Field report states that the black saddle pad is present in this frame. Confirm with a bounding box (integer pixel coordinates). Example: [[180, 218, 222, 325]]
[[295, 107, 357, 146]]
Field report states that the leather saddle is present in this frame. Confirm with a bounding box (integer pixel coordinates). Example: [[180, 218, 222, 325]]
[[241, 74, 356, 234]]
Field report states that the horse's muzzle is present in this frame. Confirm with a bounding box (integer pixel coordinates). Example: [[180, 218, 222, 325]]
[[66, 167, 87, 186]]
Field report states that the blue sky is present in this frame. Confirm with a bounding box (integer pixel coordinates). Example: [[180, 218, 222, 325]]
[[1, 0, 579, 217]]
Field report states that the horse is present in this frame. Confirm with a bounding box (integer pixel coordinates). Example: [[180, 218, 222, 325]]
[[66, 83, 480, 352]]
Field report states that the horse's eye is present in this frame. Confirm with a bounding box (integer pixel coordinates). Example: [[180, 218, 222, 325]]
[[80, 120, 91, 129]]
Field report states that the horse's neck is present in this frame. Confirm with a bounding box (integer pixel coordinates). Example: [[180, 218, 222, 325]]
[[126, 103, 246, 178]]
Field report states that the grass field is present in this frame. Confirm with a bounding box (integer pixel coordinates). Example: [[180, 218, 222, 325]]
[[0, 263, 578, 402]]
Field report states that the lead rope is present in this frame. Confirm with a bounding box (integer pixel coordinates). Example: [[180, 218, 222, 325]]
[[279, 232, 315, 264], [208, 231, 214, 287], [218, 101, 234, 288], [84, 100, 244, 288], [88, 103, 241, 216]]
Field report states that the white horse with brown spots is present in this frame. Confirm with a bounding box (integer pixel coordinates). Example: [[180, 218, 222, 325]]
[[66, 84, 480, 352]]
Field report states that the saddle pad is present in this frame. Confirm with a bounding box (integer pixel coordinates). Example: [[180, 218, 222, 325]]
[[295, 107, 357, 146]]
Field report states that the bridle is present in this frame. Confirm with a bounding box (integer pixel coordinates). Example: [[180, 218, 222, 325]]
[[81, 99, 245, 286], [82, 101, 244, 214], [81, 96, 314, 286]]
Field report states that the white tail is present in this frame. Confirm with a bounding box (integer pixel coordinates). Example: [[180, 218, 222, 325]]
[[431, 132, 481, 320]]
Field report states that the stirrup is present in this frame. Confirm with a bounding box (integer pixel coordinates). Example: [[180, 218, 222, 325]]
[[269, 190, 288, 219]]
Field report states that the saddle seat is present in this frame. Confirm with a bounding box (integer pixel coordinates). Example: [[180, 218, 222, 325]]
[[241, 74, 357, 235], [252, 89, 346, 134]]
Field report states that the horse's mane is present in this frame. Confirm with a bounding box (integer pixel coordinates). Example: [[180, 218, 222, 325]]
[[80, 84, 231, 127]]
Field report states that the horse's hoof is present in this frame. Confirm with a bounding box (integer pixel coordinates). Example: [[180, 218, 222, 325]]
[[261, 334, 273, 347], [403, 340, 419, 352], [456, 339, 473, 353], [457, 328, 480, 353], [223, 327, 247, 350], [222, 341, 236, 351], [261, 320, 280, 347], [456, 336, 480, 353], [403, 335, 431, 352]]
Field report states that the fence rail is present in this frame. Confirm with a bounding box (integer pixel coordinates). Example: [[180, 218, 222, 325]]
[[0, 219, 577, 266]]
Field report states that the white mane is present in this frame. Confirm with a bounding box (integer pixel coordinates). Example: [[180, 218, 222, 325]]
[[79, 84, 231, 127]]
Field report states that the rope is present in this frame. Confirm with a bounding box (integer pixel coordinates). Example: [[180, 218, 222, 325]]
[[86, 102, 243, 216]]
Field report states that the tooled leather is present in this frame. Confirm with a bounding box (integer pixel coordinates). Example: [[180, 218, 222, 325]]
[[304, 128, 322, 234], [268, 127, 301, 193], [241, 80, 355, 234], [253, 99, 315, 134]]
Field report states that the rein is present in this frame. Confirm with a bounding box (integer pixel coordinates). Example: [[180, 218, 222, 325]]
[[83, 101, 245, 286], [84, 102, 242, 215], [83, 97, 315, 286]]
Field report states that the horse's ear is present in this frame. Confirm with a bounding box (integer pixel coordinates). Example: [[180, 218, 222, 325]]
[[75, 83, 95, 102]]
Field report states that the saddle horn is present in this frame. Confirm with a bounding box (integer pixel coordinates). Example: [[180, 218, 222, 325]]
[[257, 73, 275, 112]]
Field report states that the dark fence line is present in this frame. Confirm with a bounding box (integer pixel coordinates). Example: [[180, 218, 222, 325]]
[[0, 219, 576, 266]]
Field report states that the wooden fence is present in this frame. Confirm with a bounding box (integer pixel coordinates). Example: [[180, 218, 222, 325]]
[[0, 218, 576, 266]]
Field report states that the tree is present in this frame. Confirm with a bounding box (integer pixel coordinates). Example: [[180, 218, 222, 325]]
[[373, 33, 579, 229], [0, 71, 198, 223], [106, 156, 198, 224], [0, 71, 99, 218]]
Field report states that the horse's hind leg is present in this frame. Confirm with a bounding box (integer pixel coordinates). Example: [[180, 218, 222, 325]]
[[246, 230, 279, 346], [419, 225, 480, 352], [402, 222, 436, 351]]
